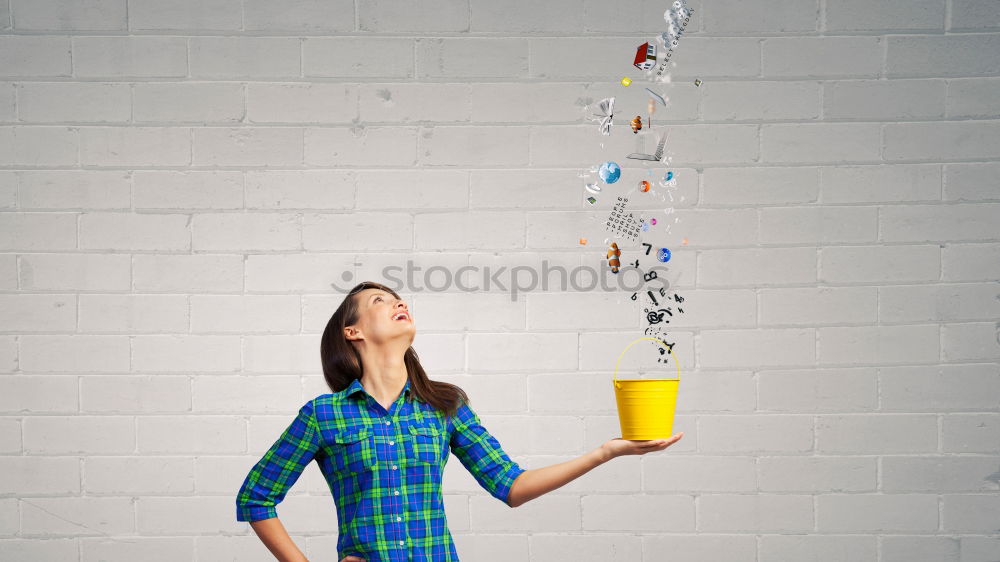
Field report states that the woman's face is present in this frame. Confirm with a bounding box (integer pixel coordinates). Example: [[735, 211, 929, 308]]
[[345, 288, 415, 344]]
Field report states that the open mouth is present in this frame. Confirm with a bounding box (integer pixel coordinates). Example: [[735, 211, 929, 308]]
[[392, 312, 410, 322]]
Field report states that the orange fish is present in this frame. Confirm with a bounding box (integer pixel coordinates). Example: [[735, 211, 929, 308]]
[[607, 242, 621, 273], [630, 116, 642, 134]]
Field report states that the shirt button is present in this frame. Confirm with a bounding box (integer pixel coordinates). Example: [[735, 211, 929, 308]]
[[385, 421, 391, 426], [398, 541, 404, 546], [392, 465, 397, 470], [394, 490, 400, 495], [389, 440, 394, 445], [396, 516, 402, 522]]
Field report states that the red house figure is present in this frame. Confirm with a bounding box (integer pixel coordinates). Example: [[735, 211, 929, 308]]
[[633, 42, 656, 71]]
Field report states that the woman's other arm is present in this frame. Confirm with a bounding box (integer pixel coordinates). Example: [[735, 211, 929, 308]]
[[249, 517, 309, 562], [236, 400, 324, 560], [506, 433, 683, 508]]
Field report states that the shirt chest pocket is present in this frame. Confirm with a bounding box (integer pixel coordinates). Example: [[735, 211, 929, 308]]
[[332, 427, 376, 473], [405, 425, 442, 465]]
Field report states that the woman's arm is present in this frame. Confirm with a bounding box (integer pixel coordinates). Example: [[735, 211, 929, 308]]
[[505, 447, 605, 508], [506, 433, 684, 508], [249, 517, 309, 562], [237, 401, 325, 560]]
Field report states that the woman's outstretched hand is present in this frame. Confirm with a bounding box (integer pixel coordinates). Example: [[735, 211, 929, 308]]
[[600, 432, 684, 462]]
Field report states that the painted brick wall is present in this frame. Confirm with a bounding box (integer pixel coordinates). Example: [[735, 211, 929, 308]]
[[1, 0, 999, 560]]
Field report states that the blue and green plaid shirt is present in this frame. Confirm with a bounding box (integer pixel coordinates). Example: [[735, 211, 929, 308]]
[[236, 377, 525, 561]]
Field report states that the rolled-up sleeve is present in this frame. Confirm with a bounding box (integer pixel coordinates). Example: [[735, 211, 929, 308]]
[[449, 401, 526, 507], [236, 399, 323, 522]]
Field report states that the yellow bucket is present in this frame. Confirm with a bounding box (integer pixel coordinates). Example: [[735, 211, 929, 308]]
[[612, 337, 681, 440]]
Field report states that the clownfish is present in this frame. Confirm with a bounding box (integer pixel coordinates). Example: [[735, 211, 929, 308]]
[[607, 242, 621, 273], [630, 116, 642, 134]]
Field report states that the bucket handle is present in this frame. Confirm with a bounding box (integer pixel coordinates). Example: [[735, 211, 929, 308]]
[[613, 337, 681, 389]]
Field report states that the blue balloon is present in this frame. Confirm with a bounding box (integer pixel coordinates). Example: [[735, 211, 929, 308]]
[[598, 161, 621, 184], [657, 248, 671, 262]]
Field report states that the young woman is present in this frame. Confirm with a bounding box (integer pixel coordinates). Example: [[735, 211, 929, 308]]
[[236, 281, 683, 561]]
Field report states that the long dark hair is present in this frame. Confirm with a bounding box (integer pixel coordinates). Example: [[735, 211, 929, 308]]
[[320, 281, 469, 420]]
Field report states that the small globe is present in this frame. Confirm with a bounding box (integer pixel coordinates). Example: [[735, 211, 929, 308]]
[[657, 248, 672, 263], [598, 161, 621, 184]]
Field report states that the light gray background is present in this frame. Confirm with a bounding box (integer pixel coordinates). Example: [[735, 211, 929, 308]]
[[1, 0, 999, 560]]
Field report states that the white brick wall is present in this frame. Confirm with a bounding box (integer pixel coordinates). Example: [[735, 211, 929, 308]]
[[1, 0, 999, 561]]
